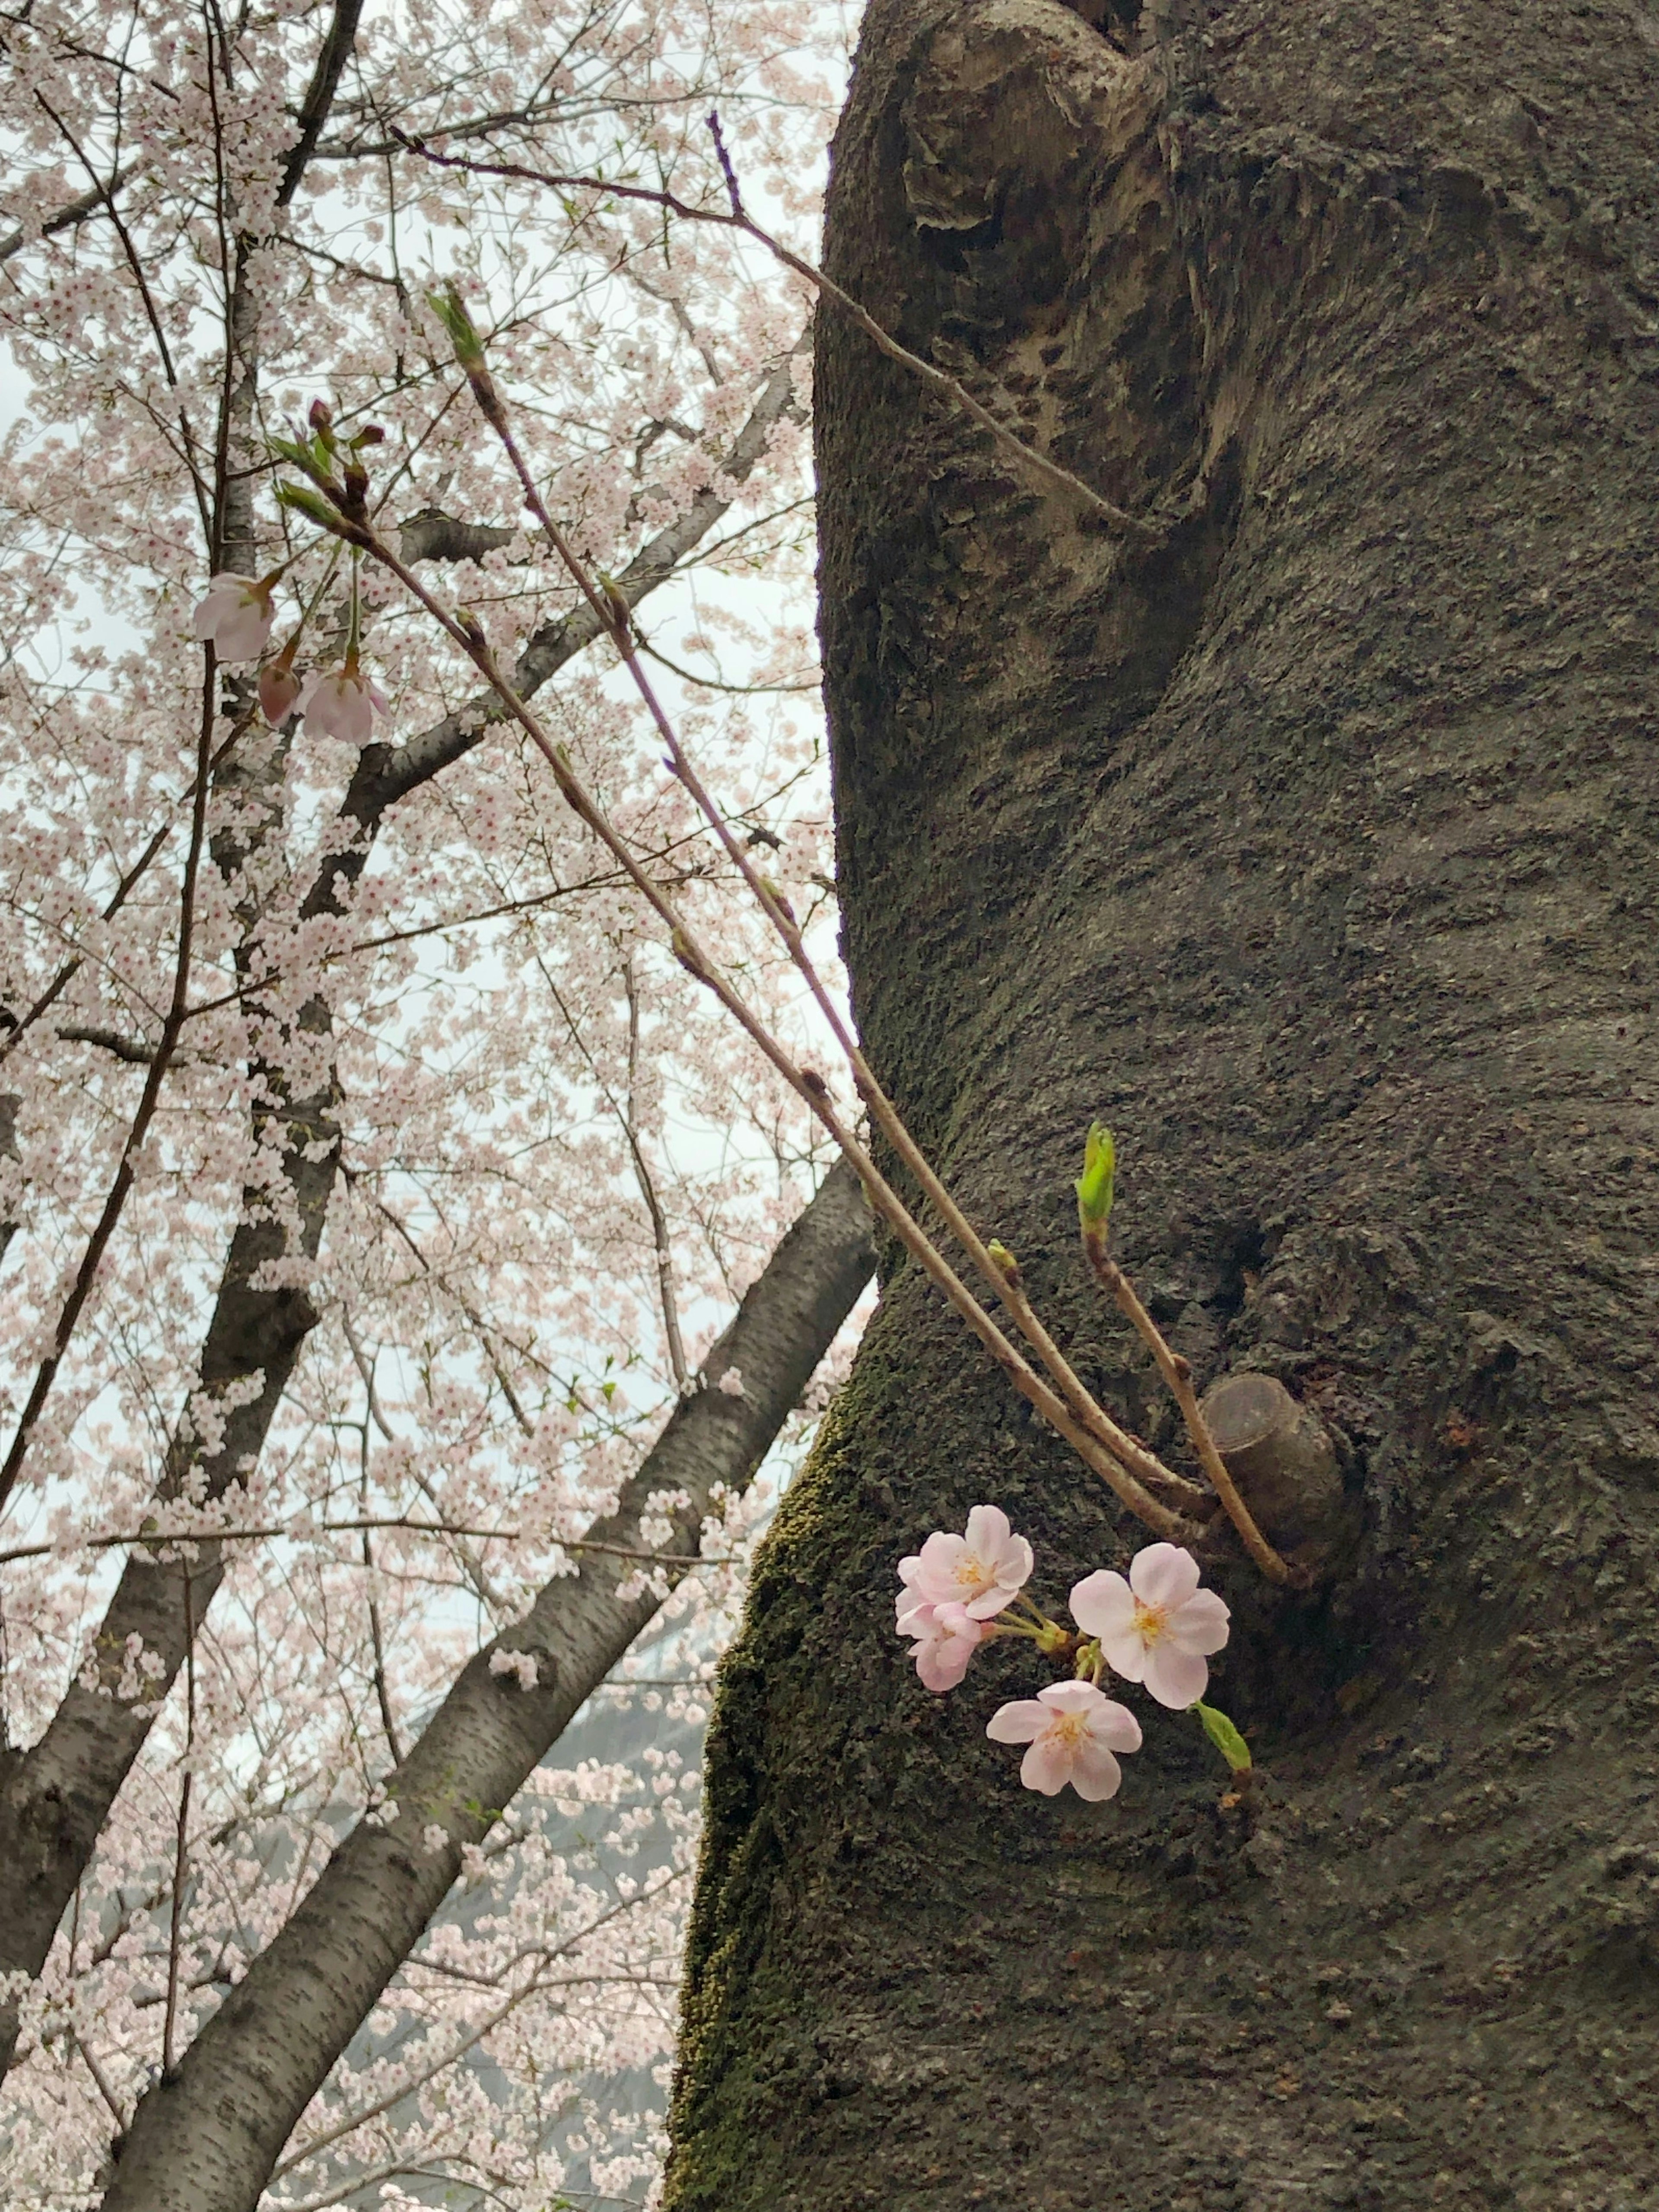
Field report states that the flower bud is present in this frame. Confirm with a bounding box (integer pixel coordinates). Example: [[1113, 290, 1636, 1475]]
[[258, 661, 303, 727], [1075, 1120, 1116, 1239]]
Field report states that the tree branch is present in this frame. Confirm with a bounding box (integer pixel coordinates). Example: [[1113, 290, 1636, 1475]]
[[98, 1159, 874, 2212], [0, 333, 810, 2082], [0, 164, 137, 265]]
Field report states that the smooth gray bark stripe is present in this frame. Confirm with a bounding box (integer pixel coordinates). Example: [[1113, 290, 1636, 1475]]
[[99, 1158, 873, 2212]]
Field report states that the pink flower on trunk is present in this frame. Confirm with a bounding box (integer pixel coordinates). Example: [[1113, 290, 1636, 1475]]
[[899, 1504, 1033, 1621], [193, 574, 276, 662], [986, 1681, 1142, 1799], [896, 1598, 986, 1694], [1070, 1543, 1230, 1711], [299, 665, 388, 743]]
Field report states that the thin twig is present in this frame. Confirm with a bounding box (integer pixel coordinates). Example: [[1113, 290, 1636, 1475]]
[[162, 1567, 196, 2075], [393, 130, 1161, 541], [0, 647, 221, 1517], [305, 486, 1201, 1547], [465, 378, 1208, 1535], [0, 1520, 729, 1568], [1084, 1241, 1290, 1583]]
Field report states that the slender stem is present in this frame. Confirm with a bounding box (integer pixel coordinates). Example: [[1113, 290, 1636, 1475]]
[[0, 1521, 733, 1568], [477, 400, 1211, 1526], [331, 510, 1201, 1545], [397, 133, 1160, 540], [1085, 1239, 1291, 1584], [0, 645, 221, 1516], [356, 1357, 406, 1764]]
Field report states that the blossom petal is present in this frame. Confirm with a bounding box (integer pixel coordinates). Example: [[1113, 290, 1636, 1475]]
[[915, 1635, 975, 1693], [1068, 1569, 1134, 1640], [216, 604, 273, 662], [1036, 1679, 1103, 1715], [1085, 1699, 1144, 1755], [963, 1504, 1011, 1558], [1144, 1643, 1209, 1710], [1168, 1588, 1231, 1655], [963, 1585, 1014, 1621], [1128, 1542, 1201, 1609], [1067, 1739, 1124, 1802], [912, 1531, 968, 1604], [985, 1699, 1049, 1745], [1019, 1736, 1073, 1795], [1099, 1628, 1149, 1683]]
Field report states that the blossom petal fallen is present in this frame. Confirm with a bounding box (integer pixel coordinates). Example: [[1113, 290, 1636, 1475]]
[[1070, 1542, 1230, 1710]]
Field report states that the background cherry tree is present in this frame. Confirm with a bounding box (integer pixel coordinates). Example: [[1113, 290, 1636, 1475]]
[[0, 0, 863, 2199]]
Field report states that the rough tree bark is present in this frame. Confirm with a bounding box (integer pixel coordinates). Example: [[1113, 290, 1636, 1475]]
[[667, 3, 1659, 2207]]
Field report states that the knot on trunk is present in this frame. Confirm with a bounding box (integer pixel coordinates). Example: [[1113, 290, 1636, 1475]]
[[1199, 1371, 1348, 1571]]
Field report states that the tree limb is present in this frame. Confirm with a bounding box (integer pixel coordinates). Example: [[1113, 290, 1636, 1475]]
[[0, 328, 810, 2082], [98, 1158, 874, 2212]]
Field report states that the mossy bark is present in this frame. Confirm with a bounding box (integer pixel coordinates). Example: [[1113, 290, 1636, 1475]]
[[667, 1, 1659, 2205]]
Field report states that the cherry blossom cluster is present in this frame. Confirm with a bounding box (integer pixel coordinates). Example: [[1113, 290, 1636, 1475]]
[[0, 0, 851, 2192], [896, 1507, 1239, 1801]]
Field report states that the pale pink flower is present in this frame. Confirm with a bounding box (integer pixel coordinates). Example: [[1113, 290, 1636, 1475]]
[[900, 1503, 1033, 1621], [299, 665, 388, 743], [1070, 1542, 1230, 1710], [488, 1648, 539, 1691], [897, 1598, 986, 1694], [715, 1366, 745, 1398], [193, 573, 276, 661], [986, 1680, 1142, 1799], [258, 661, 302, 726]]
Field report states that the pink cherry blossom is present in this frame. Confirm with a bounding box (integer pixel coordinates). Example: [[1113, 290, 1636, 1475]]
[[986, 1681, 1142, 1799], [1069, 1543, 1230, 1711], [258, 661, 303, 727], [897, 1598, 986, 1693], [192, 573, 276, 661], [899, 1503, 1033, 1621], [298, 665, 389, 743]]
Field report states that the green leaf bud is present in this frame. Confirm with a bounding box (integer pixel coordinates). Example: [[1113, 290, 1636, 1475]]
[[1075, 1120, 1116, 1237], [1194, 1699, 1252, 1773]]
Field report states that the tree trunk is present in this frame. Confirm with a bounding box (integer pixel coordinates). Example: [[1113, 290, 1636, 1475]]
[[667, 2, 1659, 2205]]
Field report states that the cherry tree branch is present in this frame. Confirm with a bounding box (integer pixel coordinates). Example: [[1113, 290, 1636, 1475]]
[[396, 130, 1161, 540], [98, 1155, 875, 2212], [0, 333, 814, 2088]]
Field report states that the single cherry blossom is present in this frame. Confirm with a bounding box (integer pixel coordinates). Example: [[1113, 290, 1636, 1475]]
[[298, 663, 388, 743], [897, 1597, 986, 1694], [900, 1503, 1033, 1621], [986, 1680, 1142, 1799], [1070, 1542, 1230, 1711], [193, 573, 277, 661], [258, 659, 303, 727]]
